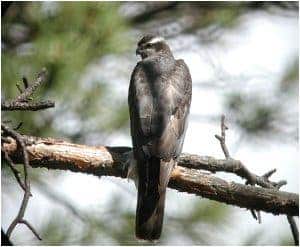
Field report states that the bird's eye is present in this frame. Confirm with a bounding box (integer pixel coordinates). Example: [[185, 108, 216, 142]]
[[146, 43, 152, 48]]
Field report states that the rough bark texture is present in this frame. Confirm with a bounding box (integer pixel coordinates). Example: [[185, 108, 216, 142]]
[[2, 135, 298, 216], [1, 100, 55, 111]]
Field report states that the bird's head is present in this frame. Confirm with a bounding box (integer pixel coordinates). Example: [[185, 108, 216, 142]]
[[136, 34, 172, 60]]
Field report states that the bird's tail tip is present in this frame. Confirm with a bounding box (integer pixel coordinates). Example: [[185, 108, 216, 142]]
[[135, 228, 162, 242]]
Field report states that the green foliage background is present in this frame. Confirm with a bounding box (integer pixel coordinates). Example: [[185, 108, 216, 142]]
[[2, 2, 129, 139]]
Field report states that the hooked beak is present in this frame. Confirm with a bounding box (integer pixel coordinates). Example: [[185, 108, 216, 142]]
[[136, 47, 147, 59]]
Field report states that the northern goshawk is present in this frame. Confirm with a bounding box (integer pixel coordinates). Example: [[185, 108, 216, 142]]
[[128, 34, 192, 240]]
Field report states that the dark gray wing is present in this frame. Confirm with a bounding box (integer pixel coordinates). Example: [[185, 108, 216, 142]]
[[128, 59, 192, 160], [154, 59, 192, 159], [129, 59, 192, 240], [128, 62, 152, 160]]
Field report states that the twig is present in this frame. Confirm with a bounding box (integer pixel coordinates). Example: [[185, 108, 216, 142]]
[[19, 220, 42, 240], [263, 175, 299, 246], [262, 168, 277, 179], [214, 115, 298, 245], [214, 115, 260, 222], [1, 68, 55, 112], [249, 165, 297, 245], [16, 68, 47, 102], [2, 100, 55, 111], [13, 122, 23, 131], [1, 229, 13, 246], [16, 83, 23, 94], [2, 147, 26, 192], [1, 68, 55, 242], [287, 216, 299, 245], [214, 115, 230, 159], [1, 70, 50, 244], [2, 124, 41, 240], [211, 116, 284, 190], [22, 77, 29, 89]]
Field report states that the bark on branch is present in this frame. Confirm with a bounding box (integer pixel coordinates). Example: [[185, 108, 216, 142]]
[[2, 135, 298, 217]]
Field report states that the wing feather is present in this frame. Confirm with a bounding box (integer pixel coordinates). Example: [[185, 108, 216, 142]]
[[129, 57, 192, 240], [128, 59, 192, 160]]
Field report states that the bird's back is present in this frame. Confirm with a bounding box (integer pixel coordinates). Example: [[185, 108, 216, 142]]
[[129, 59, 192, 160], [128, 36, 192, 240]]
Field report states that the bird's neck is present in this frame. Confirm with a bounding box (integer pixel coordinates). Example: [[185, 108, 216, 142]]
[[141, 54, 176, 78]]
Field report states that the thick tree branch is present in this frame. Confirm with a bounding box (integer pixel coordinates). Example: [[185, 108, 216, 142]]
[[2, 135, 298, 217]]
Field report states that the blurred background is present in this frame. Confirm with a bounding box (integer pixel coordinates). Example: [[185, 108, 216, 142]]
[[1, 1, 298, 245]]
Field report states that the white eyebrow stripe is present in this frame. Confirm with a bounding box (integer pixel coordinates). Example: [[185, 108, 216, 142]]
[[148, 36, 165, 44]]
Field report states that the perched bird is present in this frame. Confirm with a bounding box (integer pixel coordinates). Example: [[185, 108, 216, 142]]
[[128, 34, 192, 241]]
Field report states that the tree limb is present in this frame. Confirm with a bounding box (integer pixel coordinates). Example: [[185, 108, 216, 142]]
[[0, 68, 53, 241], [215, 115, 262, 222], [1, 125, 41, 240], [1, 100, 55, 111], [2, 135, 298, 217], [215, 115, 298, 244], [287, 215, 299, 245], [1, 68, 55, 112], [1, 229, 13, 246]]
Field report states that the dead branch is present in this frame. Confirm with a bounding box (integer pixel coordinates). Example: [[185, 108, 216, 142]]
[[2, 135, 298, 217], [1, 100, 55, 111], [214, 115, 298, 244], [287, 215, 299, 245], [1, 125, 41, 241], [0, 68, 54, 241], [178, 154, 286, 189], [1, 68, 55, 112], [1, 229, 13, 246], [15, 68, 46, 102], [215, 115, 260, 221]]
